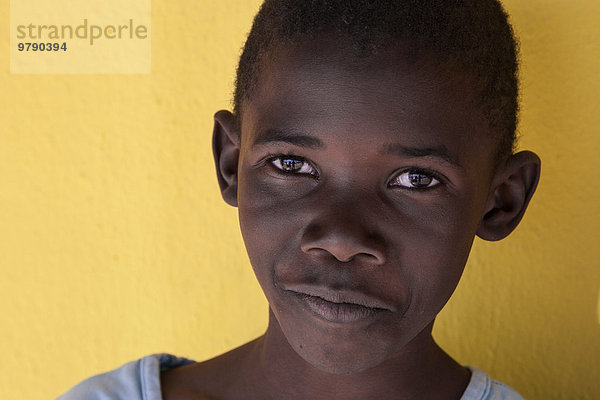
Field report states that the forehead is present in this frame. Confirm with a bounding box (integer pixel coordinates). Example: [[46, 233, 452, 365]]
[[241, 36, 494, 168]]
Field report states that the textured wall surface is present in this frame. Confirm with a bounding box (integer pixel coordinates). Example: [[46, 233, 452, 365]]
[[1, 1, 598, 399]]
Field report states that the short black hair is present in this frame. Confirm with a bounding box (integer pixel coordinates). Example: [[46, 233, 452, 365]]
[[234, 0, 520, 161]]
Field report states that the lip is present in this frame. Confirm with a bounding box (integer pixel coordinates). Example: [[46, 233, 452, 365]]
[[282, 284, 395, 324]]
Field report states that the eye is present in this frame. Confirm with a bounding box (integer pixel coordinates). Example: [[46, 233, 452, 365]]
[[270, 155, 318, 177], [389, 170, 441, 189]]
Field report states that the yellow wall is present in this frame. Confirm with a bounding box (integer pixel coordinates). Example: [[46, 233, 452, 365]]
[[1, 1, 598, 399]]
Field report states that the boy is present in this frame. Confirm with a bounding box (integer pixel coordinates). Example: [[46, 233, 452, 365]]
[[59, 0, 540, 399]]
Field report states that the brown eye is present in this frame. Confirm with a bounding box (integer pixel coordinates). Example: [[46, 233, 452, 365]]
[[390, 170, 440, 189], [271, 156, 318, 176], [408, 173, 432, 187], [281, 158, 303, 172]]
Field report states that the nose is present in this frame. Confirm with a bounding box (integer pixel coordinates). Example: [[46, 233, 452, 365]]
[[300, 199, 386, 265]]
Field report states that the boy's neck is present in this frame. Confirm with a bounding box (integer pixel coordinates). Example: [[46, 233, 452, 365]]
[[241, 312, 470, 400]]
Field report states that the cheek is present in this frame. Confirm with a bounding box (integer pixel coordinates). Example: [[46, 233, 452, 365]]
[[395, 191, 485, 315], [237, 171, 310, 280]]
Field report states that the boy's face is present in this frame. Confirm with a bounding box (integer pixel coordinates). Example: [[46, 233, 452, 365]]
[[234, 37, 499, 373]]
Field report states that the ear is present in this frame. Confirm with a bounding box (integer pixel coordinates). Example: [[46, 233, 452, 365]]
[[212, 110, 241, 207], [476, 150, 541, 241]]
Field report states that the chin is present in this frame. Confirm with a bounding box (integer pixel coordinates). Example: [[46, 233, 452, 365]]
[[293, 337, 396, 375]]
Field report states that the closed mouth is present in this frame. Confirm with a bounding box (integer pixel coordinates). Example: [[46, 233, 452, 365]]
[[282, 284, 394, 323], [296, 292, 387, 323]]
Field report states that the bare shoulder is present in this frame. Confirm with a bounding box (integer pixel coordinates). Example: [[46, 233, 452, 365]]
[[161, 339, 261, 400], [160, 364, 216, 400]]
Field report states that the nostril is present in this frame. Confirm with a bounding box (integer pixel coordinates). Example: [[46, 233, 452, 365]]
[[338, 252, 381, 264], [356, 252, 383, 264]]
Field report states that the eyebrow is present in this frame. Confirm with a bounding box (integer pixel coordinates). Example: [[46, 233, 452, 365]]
[[381, 143, 462, 167], [252, 129, 461, 167], [252, 128, 324, 149]]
